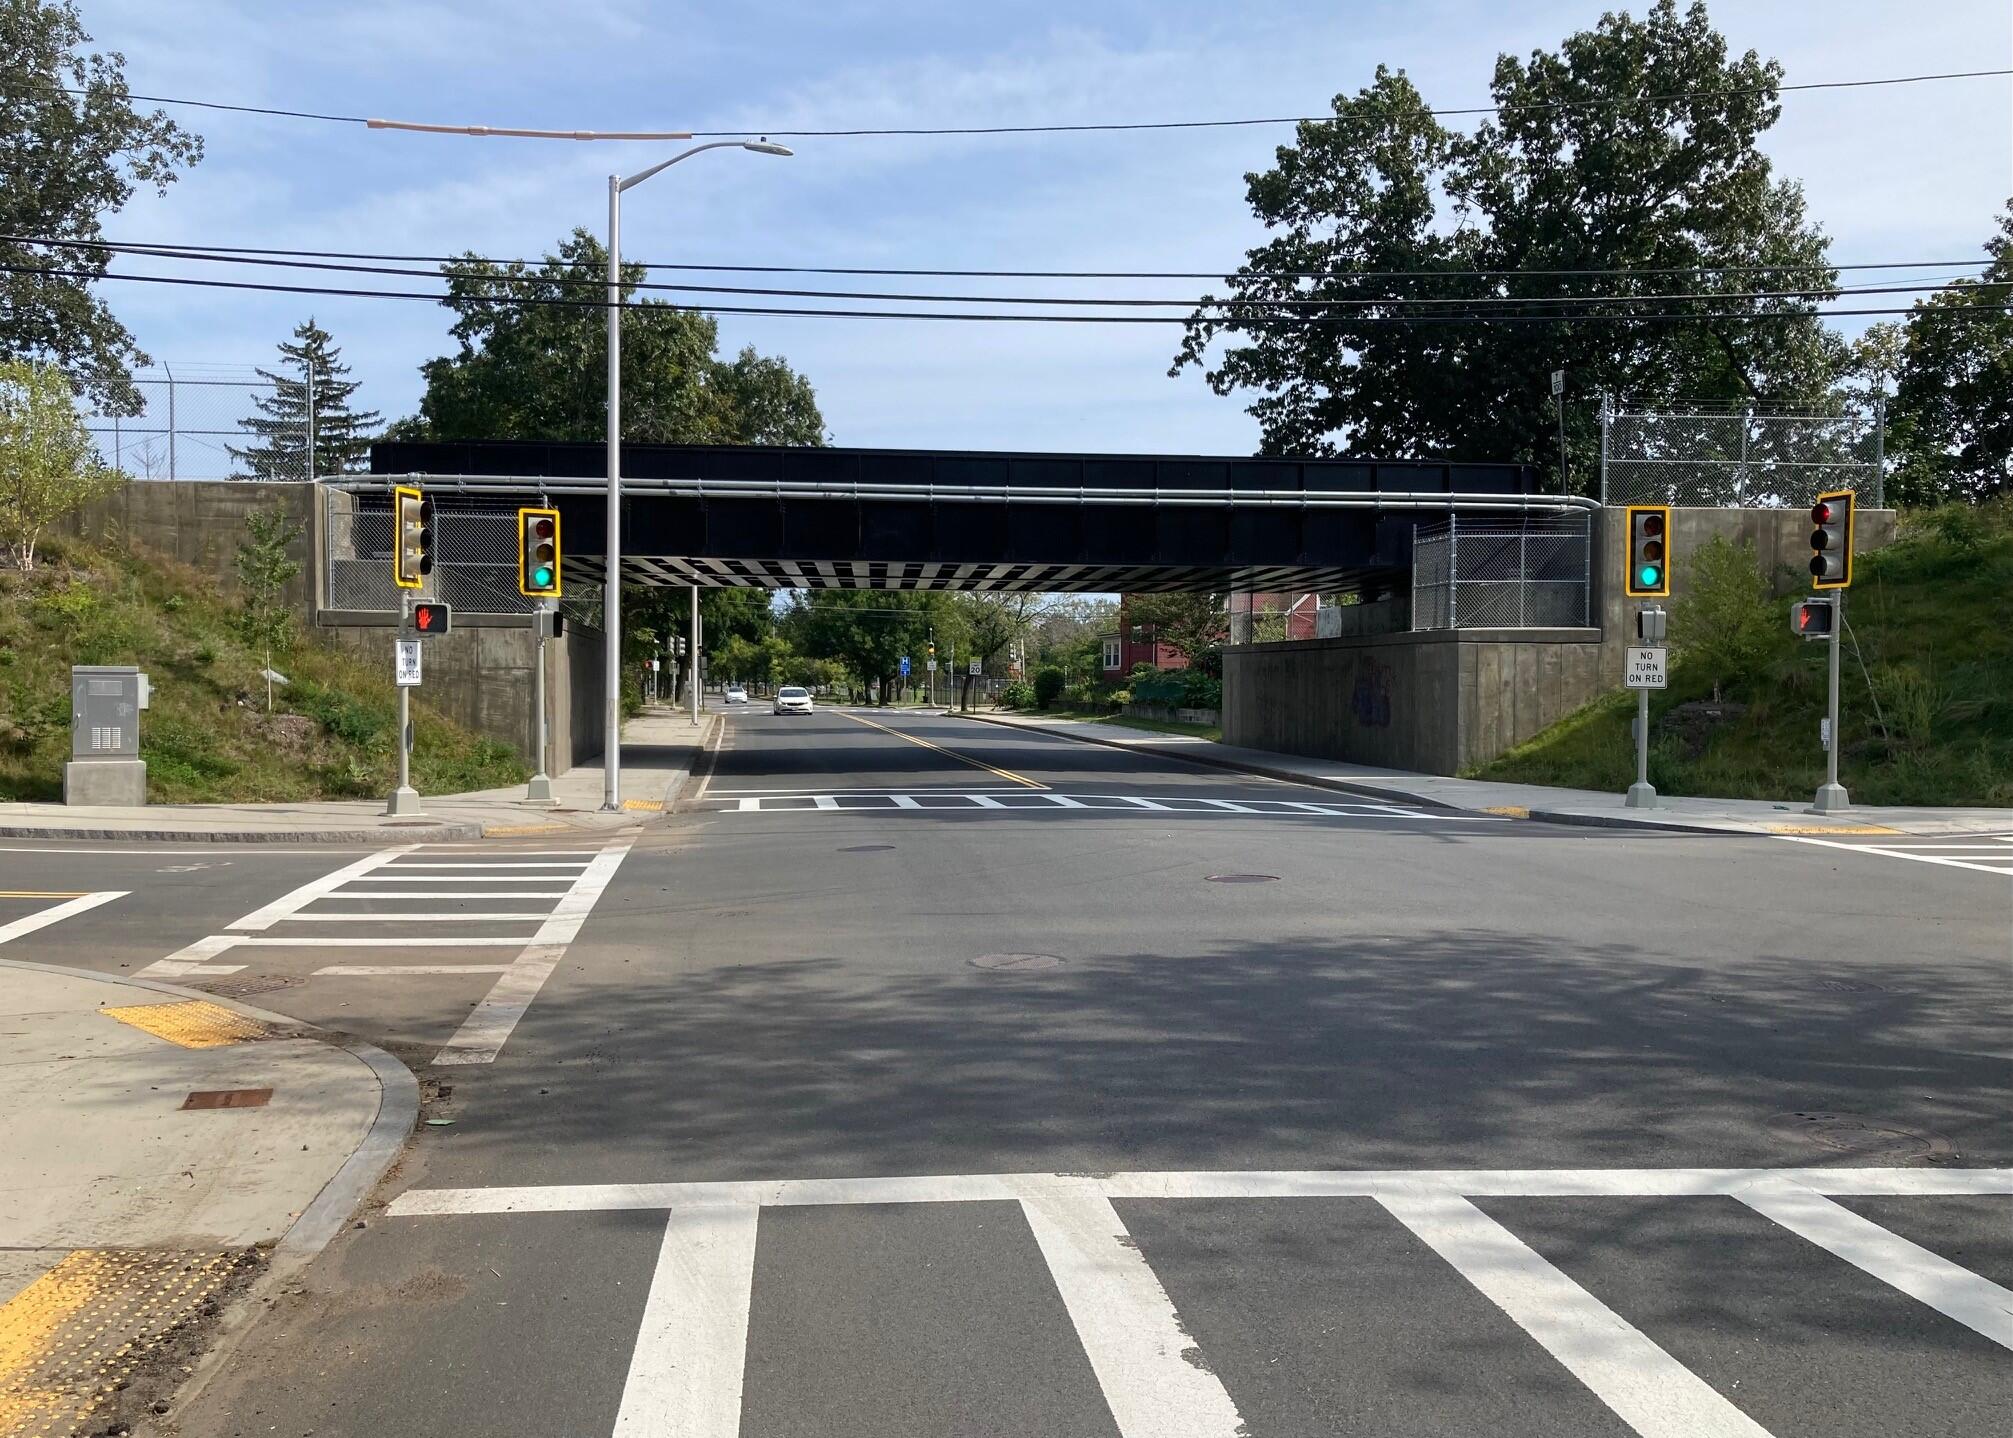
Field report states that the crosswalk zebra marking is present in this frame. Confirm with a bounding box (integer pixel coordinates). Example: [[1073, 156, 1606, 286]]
[[709, 791, 1506, 821], [387, 1165, 2013, 1438]]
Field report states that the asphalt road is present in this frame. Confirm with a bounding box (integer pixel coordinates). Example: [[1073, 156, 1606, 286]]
[[7, 706, 2008, 1438]]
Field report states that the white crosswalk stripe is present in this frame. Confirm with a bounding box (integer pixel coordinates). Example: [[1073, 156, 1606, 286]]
[[703, 791, 1505, 821], [1778, 831, 2013, 876], [388, 1165, 2013, 1438], [137, 837, 635, 1063]]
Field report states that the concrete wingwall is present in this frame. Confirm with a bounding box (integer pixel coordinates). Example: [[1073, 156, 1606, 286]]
[[1225, 504, 1899, 777], [55, 479, 317, 610]]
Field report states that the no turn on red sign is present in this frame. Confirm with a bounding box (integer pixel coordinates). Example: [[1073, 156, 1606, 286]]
[[1625, 647, 1667, 689]]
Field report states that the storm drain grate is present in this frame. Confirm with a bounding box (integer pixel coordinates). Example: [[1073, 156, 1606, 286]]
[[970, 953, 1066, 971]]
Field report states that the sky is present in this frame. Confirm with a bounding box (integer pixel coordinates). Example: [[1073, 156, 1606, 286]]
[[72, 0, 2013, 460]]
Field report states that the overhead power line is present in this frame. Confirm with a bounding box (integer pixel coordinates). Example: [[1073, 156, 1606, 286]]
[[9, 261, 2008, 326], [34, 66, 2011, 138], [15, 233, 1993, 287], [8, 236, 1978, 310]]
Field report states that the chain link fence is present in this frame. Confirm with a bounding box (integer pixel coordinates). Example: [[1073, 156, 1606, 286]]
[[1600, 403, 1884, 509], [325, 489, 602, 623], [82, 368, 316, 482], [1411, 516, 1591, 630]]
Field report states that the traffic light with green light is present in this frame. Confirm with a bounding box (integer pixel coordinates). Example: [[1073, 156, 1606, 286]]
[[518, 507, 561, 597], [1809, 490, 1855, 590], [1624, 505, 1670, 598]]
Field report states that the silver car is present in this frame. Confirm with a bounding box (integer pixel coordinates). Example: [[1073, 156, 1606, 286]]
[[772, 685, 814, 715], [723, 685, 748, 705]]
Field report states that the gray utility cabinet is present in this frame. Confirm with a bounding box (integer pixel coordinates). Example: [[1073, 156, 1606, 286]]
[[64, 665, 148, 806]]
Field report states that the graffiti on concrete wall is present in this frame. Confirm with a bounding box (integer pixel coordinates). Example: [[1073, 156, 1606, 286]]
[[1350, 657, 1393, 728]]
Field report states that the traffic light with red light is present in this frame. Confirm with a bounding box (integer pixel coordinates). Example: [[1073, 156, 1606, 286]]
[[1624, 505, 1670, 598], [1809, 490, 1855, 590], [394, 486, 435, 589], [518, 507, 561, 597], [411, 602, 452, 637], [1790, 597, 1833, 639]]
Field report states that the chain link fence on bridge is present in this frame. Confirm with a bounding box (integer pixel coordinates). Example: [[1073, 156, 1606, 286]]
[[1600, 403, 1884, 510], [324, 488, 603, 625], [1411, 516, 1591, 631], [82, 369, 316, 483]]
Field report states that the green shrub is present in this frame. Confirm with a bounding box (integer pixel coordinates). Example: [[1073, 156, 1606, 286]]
[[1033, 666, 1065, 710], [1669, 537, 1783, 702], [997, 679, 1035, 708], [1129, 669, 1185, 707], [290, 676, 389, 748], [1180, 671, 1222, 710]]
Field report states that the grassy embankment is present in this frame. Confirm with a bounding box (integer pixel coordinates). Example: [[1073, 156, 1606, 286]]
[[1474, 503, 2013, 807], [0, 537, 526, 802]]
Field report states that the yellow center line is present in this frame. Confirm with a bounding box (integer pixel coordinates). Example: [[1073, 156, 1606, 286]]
[[0, 892, 88, 900], [837, 709, 1048, 790]]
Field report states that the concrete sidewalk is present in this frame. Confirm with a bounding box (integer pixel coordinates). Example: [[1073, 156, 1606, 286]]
[[0, 959, 414, 1433], [0, 708, 716, 844], [959, 710, 2013, 837]]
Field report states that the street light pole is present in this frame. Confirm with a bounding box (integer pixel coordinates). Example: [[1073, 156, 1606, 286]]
[[600, 139, 792, 810]]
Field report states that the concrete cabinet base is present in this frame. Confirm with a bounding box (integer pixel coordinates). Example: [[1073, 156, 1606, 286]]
[[64, 760, 147, 806]]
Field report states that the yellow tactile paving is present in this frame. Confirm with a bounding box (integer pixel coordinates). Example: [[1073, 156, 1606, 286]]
[[621, 798, 665, 812], [98, 1000, 270, 1049], [0, 1249, 238, 1437], [1480, 805, 1532, 819], [1766, 823, 1904, 835]]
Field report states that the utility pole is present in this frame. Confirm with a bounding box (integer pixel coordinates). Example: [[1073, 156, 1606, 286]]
[[689, 584, 701, 725], [1552, 368, 1568, 493]]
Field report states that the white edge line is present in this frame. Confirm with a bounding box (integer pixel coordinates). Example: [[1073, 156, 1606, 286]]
[[0, 890, 126, 946], [315, 964, 517, 976]]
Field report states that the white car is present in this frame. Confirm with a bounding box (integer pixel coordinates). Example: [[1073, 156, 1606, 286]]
[[723, 685, 748, 705], [773, 685, 814, 715]]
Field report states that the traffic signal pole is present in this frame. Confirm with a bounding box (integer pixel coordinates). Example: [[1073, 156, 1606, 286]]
[[1627, 683, 1655, 808], [527, 603, 555, 804], [388, 590, 422, 816], [1814, 590, 1849, 812]]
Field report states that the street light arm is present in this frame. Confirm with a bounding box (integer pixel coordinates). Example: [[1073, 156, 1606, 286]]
[[618, 141, 757, 192]]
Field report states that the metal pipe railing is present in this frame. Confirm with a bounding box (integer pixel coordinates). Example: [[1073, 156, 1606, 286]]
[[329, 472, 1602, 515]]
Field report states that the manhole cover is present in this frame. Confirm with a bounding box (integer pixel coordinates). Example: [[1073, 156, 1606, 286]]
[[970, 953, 1066, 971], [839, 844, 896, 853], [1205, 873, 1280, 884], [1768, 1111, 1955, 1162], [182, 1087, 273, 1110]]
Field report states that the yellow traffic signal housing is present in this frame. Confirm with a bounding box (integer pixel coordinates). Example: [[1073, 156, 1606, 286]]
[[394, 485, 434, 590], [519, 507, 562, 598], [1809, 490, 1855, 591], [1624, 505, 1670, 598]]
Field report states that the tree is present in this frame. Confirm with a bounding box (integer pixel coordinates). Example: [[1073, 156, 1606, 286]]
[[1174, 1, 1839, 481], [2, 1, 203, 414], [229, 319, 381, 480], [390, 230, 825, 446], [788, 593, 941, 703], [1122, 592, 1228, 676], [233, 506, 304, 710], [1888, 201, 2013, 505], [950, 592, 1036, 710], [0, 358, 118, 569], [1669, 536, 1778, 703]]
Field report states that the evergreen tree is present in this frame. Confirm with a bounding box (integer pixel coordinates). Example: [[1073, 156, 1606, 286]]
[[230, 319, 380, 480]]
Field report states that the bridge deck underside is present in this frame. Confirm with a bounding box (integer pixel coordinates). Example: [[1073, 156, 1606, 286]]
[[570, 556, 1373, 593]]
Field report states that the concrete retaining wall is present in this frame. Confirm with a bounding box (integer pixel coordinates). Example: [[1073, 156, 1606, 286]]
[[56, 480, 316, 609], [1223, 628, 1602, 774]]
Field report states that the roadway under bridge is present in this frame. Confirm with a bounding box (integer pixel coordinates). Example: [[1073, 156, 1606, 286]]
[[363, 439, 1586, 594]]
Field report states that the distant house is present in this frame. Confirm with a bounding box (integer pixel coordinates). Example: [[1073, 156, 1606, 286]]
[[1099, 595, 1194, 678], [1099, 591, 1318, 677]]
